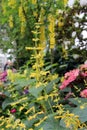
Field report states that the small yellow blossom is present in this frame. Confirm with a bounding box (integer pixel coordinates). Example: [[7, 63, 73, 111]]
[[6, 124, 12, 128], [0, 122, 5, 127], [34, 116, 47, 127], [26, 47, 43, 50], [11, 97, 28, 106], [64, 0, 68, 5], [32, 38, 40, 42], [8, 0, 16, 8], [32, 0, 37, 4], [31, 31, 41, 34], [80, 105, 85, 109], [29, 128, 33, 130], [19, 106, 25, 111], [18, 123, 26, 128], [25, 106, 35, 115]]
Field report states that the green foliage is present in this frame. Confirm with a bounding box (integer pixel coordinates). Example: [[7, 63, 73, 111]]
[[73, 105, 87, 123], [0, 0, 87, 130]]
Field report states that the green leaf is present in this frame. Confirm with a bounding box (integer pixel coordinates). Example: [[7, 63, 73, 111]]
[[44, 63, 58, 71], [14, 78, 36, 90], [42, 118, 69, 130], [68, 98, 87, 106], [72, 105, 87, 122], [29, 85, 45, 98], [34, 114, 70, 130], [46, 78, 59, 94], [2, 98, 13, 110]]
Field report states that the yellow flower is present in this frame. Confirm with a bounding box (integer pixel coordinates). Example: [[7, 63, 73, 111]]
[[26, 47, 43, 50], [32, 0, 37, 4], [36, 82, 43, 88], [19, 106, 24, 111], [58, 22, 64, 27], [34, 116, 47, 127], [80, 105, 85, 109], [58, 17, 64, 27], [28, 115, 36, 121], [39, 128, 43, 130], [21, 22, 26, 34], [64, 0, 68, 5], [18, 123, 26, 128], [0, 122, 5, 127], [35, 25, 40, 29], [6, 124, 12, 128], [9, 15, 14, 28], [29, 128, 33, 130], [8, 0, 16, 8], [32, 38, 40, 42], [25, 106, 35, 115], [31, 31, 40, 34], [48, 14, 55, 49]]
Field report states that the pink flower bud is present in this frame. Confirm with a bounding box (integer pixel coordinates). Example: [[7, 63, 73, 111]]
[[10, 108, 16, 113]]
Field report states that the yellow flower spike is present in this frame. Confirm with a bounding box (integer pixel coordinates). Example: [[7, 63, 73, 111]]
[[8, 0, 16, 8], [48, 14, 55, 49], [39, 10, 46, 47], [9, 15, 14, 28], [19, 6, 26, 22]]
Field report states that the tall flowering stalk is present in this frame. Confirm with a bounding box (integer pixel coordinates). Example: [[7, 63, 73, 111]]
[[48, 14, 56, 49], [26, 23, 48, 87], [18, 5, 26, 35], [39, 8, 46, 48]]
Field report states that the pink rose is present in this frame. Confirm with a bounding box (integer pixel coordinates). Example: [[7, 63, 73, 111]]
[[59, 69, 79, 90], [80, 89, 87, 98]]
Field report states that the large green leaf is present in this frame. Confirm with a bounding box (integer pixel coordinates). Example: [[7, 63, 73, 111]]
[[34, 115, 70, 130], [14, 78, 36, 90], [42, 118, 70, 130], [72, 105, 87, 122], [68, 98, 87, 106], [29, 85, 45, 98]]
